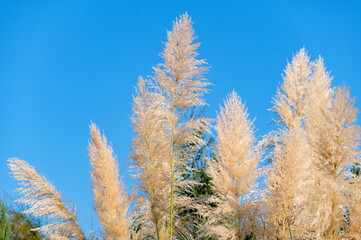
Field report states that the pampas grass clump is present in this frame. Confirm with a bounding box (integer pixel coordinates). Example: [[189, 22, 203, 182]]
[[7, 14, 361, 240]]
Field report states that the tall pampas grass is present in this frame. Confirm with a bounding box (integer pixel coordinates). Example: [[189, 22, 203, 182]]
[[265, 48, 313, 239], [153, 13, 209, 238], [5, 12, 361, 239], [8, 158, 86, 240], [265, 124, 311, 239], [203, 91, 261, 239], [130, 78, 171, 239], [266, 50, 361, 239], [131, 13, 210, 239], [88, 123, 132, 239], [299, 56, 335, 239], [305, 86, 361, 239]]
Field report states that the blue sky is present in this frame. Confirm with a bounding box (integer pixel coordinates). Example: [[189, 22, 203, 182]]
[[1, 0, 360, 235]]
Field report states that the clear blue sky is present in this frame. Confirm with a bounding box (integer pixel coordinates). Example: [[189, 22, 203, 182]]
[[1, 0, 360, 236]]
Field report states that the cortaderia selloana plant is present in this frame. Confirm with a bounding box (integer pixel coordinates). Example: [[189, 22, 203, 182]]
[[8, 158, 87, 240], [130, 13, 210, 239], [264, 48, 314, 239], [203, 91, 262, 239], [88, 123, 132, 239], [304, 82, 361, 239]]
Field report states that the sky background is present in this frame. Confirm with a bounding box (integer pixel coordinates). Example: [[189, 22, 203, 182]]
[[1, 0, 360, 236]]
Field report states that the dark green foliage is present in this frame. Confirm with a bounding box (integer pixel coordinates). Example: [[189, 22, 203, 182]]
[[177, 135, 216, 239], [0, 199, 11, 240], [175, 107, 217, 239], [351, 163, 360, 177]]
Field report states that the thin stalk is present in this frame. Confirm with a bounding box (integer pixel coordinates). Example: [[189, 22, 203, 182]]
[[330, 201, 335, 240], [330, 218, 334, 240], [282, 214, 286, 238], [286, 217, 293, 240]]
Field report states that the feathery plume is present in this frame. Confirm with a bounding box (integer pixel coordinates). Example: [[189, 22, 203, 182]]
[[153, 13, 209, 110], [271, 47, 312, 127], [204, 91, 260, 239], [265, 125, 311, 239], [131, 13, 210, 239], [265, 48, 313, 239], [297, 56, 335, 238], [153, 13, 210, 238], [8, 158, 86, 240], [88, 123, 131, 240], [130, 78, 171, 239], [305, 86, 361, 239]]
